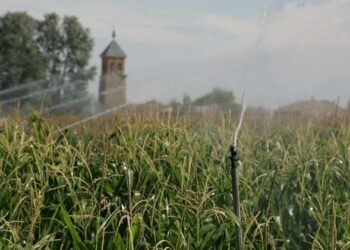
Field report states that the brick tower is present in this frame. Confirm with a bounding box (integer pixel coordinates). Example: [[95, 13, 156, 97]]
[[99, 29, 127, 107]]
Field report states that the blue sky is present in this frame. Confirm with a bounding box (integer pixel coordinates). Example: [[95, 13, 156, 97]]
[[1, 0, 350, 108]]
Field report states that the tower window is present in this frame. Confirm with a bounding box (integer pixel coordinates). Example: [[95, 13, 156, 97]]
[[110, 62, 116, 72], [118, 63, 123, 71]]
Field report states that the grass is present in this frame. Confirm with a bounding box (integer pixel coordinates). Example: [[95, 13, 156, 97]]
[[0, 113, 350, 249]]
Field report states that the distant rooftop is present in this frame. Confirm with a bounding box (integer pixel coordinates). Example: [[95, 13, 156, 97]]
[[275, 99, 347, 119]]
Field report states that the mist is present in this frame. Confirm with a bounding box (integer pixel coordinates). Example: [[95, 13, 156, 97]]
[[2, 0, 350, 109]]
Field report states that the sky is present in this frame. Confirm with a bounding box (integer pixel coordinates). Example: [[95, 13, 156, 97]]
[[1, 0, 350, 109]]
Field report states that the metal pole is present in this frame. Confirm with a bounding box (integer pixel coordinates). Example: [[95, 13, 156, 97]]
[[229, 145, 242, 250]]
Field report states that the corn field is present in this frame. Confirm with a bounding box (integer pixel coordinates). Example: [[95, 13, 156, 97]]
[[0, 114, 350, 249]]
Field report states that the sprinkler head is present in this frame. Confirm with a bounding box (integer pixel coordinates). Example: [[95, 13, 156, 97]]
[[229, 145, 238, 169]]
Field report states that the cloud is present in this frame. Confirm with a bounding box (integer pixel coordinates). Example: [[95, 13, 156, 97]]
[[0, 0, 198, 48], [195, 1, 350, 107], [197, 15, 260, 52], [76, 3, 198, 48], [198, 1, 350, 53], [264, 1, 350, 52]]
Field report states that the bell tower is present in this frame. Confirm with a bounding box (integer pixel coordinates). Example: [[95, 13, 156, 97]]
[[99, 29, 127, 107]]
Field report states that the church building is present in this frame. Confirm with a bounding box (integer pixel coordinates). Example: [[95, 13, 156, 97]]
[[99, 30, 127, 108]]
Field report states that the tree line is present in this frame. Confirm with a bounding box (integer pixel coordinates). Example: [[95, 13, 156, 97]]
[[167, 88, 241, 114], [0, 12, 95, 105]]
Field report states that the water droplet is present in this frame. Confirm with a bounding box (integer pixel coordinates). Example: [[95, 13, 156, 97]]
[[288, 207, 294, 216]]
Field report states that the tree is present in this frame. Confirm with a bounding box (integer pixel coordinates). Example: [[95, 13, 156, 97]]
[[37, 13, 96, 104], [182, 94, 192, 113], [169, 99, 181, 113], [37, 13, 62, 82], [0, 12, 96, 107], [193, 88, 238, 112], [0, 12, 46, 90]]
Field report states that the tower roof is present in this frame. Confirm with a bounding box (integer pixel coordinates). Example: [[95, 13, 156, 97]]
[[100, 40, 126, 58]]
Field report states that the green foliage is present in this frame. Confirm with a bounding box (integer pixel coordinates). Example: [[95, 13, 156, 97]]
[[0, 12, 96, 106], [193, 88, 238, 111], [60, 205, 86, 249], [169, 99, 182, 113], [37, 13, 96, 105], [0, 116, 349, 249], [37, 13, 62, 79], [0, 12, 46, 90]]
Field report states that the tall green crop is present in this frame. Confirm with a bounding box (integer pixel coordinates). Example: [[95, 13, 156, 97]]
[[0, 114, 349, 249]]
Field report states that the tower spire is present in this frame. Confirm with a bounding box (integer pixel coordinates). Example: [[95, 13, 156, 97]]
[[112, 27, 116, 40]]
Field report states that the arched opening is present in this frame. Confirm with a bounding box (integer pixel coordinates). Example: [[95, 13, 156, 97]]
[[118, 62, 123, 71], [110, 62, 116, 73]]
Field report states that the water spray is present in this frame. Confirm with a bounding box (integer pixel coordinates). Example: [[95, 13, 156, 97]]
[[40, 86, 124, 114], [0, 79, 46, 97], [54, 61, 237, 132], [0, 79, 85, 106], [55, 102, 129, 133]]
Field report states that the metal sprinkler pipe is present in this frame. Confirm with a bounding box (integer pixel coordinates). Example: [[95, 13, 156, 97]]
[[229, 145, 242, 250], [229, 103, 246, 250]]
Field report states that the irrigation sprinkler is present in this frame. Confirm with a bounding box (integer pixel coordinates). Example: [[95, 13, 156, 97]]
[[229, 104, 246, 250], [229, 144, 242, 250]]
